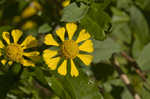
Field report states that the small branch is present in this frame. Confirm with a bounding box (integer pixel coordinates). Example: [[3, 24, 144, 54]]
[[121, 52, 149, 84], [112, 55, 141, 99]]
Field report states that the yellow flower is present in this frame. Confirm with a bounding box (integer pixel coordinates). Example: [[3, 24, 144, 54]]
[[0, 29, 39, 66], [22, 20, 36, 30], [43, 23, 94, 77], [62, 0, 70, 7], [22, 1, 42, 19]]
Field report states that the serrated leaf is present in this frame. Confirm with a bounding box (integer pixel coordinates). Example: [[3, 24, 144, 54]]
[[93, 38, 120, 63], [61, 3, 89, 22], [80, 5, 111, 40], [137, 43, 150, 71], [38, 23, 52, 33]]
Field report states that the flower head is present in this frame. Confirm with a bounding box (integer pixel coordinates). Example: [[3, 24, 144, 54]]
[[22, 1, 42, 19], [43, 23, 94, 77], [0, 29, 39, 66]]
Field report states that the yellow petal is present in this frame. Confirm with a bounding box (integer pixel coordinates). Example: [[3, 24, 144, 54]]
[[8, 61, 13, 65], [56, 27, 65, 41], [2, 32, 10, 44], [23, 51, 40, 58], [31, 1, 42, 10], [77, 54, 93, 65], [0, 52, 2, 56], [62, 0, 70, 7], [70, 59, 79, 77], [1, 59, 7, 65], [21, 59, 35, 67], [76, 29, 91, 43], [0, 40, 4, 48], [46, 57, 60, 70], [21, 35, 38, 49], [58, 60, 67, 76], [12, 29, 23, 43], [22, 7, 37, 19], [79, 40, 94, 53], [44, 34, 59, 46], [22, 21, 36, 30], [43, 49, 58, 60], [66, 23, 77, 40]]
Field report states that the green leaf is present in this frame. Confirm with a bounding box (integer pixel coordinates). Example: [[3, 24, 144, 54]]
[[46, 76, 71, 99], [137, 43, 150, 71], [111, 7, 130, 23], [129, 6, 150, 44], [91, 0, 112, 10], [135, 0, 150, 11], [0, 72, 19, 99], [80, 4, 111, 40], [132, 37, 144, 59], [93, 38, 121, 63], [38, 23, 52, 33], [46, 72, 102, 99], [61, 3, 89, 22], [0, 25, 13, 33], [111, 7, 131, 46]]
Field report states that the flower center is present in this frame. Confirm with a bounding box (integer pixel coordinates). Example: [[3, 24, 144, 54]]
[[6, 44, 23, 62], [61, 40, 79, 59]]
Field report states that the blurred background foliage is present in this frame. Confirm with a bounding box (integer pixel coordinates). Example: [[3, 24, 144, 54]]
[[0, 0, 150, 99]]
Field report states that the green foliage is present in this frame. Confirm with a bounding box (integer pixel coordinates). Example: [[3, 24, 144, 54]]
[[38, 23, 52, 33], [0, 0, 150, 99], [61, 3, 89, 22], [46, 72, 102, 99], [137, 43, 150, 71], [93, 38, 120, 63], [80, 2, 111, 40]]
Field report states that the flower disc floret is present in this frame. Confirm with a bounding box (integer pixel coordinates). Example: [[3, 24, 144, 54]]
[[6, 44, 23, 62], [61, 40, 79, 59]]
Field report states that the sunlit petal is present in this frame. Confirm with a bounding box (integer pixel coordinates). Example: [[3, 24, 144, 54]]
[[76, 29, 91, 43], [58, 59, 67, 76], [0, 40, 4, 48], [46, 57, 60, 70], [11, 29, 23, 43], [1, 59, 7, 65], [21, 59, 35, 67], [2, 32, 10, 44], [23, 51, 40, 58], [43, 49, 58, 59], [79, 40, 94, 53], [44, 34, 59, 46], [56, 27, 65, 41], [21, 35, 38, 49], [77, 54, 93, 65], [70, 59, 79, 77], [66, 23, 77, 40], [8, 61, 13, 65]]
